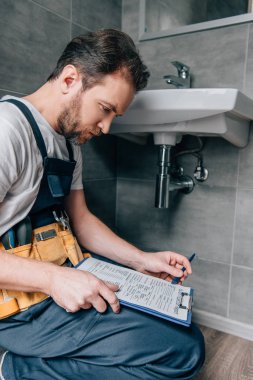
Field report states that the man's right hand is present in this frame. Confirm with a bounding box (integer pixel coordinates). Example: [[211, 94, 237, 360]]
[[47, 265, 120, 314]]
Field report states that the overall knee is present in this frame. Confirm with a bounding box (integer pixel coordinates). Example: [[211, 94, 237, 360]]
[[183, 325, 205, 377]]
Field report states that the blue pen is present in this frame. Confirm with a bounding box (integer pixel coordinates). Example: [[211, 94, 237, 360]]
[[171, 253, 196, 285]]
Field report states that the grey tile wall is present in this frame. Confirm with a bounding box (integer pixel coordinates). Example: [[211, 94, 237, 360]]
[[120, 0, 253, 325], [233, 188, 253, 268], [0, 0, 70, 94], [122, 0, 139, 41], [72, 23, 90, 38], [116, 175, 236, 263], [31, 0, 71, 19], [0, 90, 24, 98], [230, 266, 253, 324], [245, 24, 253, 96], [83, 179, 117, 230], [82, 135, 117, 180], [185, 258, 230, 316], [117, 137, 157, 179], [165, 136, 239, 188], [238, 127, 253, 188], [72, 0, 122, 30]]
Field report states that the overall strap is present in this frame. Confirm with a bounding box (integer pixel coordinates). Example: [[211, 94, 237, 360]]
[[66, 140, 74, 162], [2, 98, 47, 160], [1, 98, 74, 162]]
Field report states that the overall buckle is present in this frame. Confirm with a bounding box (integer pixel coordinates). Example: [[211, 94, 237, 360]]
[[35, 229, 57, 241]]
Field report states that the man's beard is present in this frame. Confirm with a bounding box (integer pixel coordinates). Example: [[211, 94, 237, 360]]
[[57, 94, 85, 145]]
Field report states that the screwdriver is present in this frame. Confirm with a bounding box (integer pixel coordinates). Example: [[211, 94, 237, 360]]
[[1, 228, 16, 249], [15, 216, 32, 245], [1, 216, 32, 249]]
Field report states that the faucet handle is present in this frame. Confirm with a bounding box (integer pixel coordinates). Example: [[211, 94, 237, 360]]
[[171, 61, 190, 77]]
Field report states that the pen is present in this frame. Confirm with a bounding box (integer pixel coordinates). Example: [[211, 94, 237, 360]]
[[171, 253, 196, 285]]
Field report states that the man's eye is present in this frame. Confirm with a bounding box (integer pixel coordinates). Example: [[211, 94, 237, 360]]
[[100, 105, 111, 113]]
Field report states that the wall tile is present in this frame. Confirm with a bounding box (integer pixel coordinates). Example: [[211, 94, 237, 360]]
[[72, 23, 90, 38], [0, 90, 24, 98], [81, 134, 117, 180], [116, 179, 235, 263], [230, 266, 253, 324], [137, 24, 247, 90], [83, 179, 116, 230], [72, 0, 122, 30], [116, 179, 168, 249], [122, 0, 140, 42], [233, 188, 253, 268], [0, 0, 70, 94], [185, 258, 230, 316], [238, 127, 253, 189], [117, 137, 157, 179], [32, 0, 71, 19], [244, 23, 253, 96], [177, 136, 239, 188]]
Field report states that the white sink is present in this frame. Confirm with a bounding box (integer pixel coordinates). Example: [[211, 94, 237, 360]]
[[111, 88, 253, 147]]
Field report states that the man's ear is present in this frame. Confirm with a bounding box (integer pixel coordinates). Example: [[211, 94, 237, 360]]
[[60, 65, 81, 94]]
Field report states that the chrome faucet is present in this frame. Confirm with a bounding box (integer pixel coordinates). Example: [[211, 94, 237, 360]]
[[163, 61, 191, 88]]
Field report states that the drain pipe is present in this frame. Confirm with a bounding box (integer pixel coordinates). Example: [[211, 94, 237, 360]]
[[155, 145, 171, 208], [155, 145, 194, 208]]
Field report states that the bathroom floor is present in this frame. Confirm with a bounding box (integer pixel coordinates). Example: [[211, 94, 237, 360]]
[[194, 325, 253, 380]]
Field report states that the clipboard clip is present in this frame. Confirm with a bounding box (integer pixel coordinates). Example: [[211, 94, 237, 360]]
[[179, 292, 193, 311]]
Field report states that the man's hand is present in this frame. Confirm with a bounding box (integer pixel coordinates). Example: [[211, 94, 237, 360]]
[[47, 266, 120, 314], [136, 251, 192, 284]]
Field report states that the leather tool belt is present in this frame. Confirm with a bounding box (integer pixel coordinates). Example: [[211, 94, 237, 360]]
[[0, 222, 90, 319]]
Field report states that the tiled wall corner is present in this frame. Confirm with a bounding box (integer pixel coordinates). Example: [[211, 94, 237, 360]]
[[244, 23, 253, 96]]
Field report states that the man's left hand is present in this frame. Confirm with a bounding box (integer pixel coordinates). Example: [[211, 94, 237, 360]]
[[137, 251, 192, 284]]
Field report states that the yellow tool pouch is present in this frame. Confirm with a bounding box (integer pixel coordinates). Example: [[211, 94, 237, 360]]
[[0, 223, 89, 319]]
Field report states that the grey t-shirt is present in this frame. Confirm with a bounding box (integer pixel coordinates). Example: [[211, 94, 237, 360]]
[[0, 96, 83, 235]]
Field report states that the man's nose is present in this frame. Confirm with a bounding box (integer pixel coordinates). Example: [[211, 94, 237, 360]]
[[97, 116, 115, 134]]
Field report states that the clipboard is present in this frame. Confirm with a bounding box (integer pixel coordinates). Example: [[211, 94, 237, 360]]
[[76, 256, 193, 327]]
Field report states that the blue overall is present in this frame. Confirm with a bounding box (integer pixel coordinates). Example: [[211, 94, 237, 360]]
[[0, 100, 205, 379]]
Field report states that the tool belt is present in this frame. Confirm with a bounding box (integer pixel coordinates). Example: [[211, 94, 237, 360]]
[[0, 222, 89, 320]]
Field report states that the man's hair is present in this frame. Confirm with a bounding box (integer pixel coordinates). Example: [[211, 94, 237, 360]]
[[47, 29, 149, 92]]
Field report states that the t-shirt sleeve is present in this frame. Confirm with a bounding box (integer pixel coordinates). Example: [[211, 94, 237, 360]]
[[71, 145, 83, 190], [0, 117, 21, 202]]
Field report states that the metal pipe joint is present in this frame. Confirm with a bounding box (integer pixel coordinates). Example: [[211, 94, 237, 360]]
[[155, 144, 194, 208]]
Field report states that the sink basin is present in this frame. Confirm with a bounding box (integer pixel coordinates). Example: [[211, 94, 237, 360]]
[[111, 88, 253, 147]]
